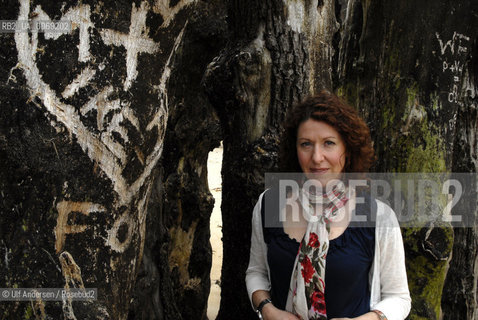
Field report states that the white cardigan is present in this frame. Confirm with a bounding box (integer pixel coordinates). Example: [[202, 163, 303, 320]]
[[245, 191, 411, 320]]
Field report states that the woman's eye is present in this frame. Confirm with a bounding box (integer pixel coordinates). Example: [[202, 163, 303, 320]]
[[325, 140, 335, 146], [300, 142, 311, 147]]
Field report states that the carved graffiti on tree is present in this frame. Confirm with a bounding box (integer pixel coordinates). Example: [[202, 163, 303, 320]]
[[435, 31, 473, 107], [14, 0, 191, 257]]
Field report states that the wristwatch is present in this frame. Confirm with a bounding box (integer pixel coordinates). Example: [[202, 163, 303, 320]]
[[255, 298, 272, 319]]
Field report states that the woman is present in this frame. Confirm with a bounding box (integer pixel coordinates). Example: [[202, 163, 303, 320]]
[[245, 91, 411, 320]]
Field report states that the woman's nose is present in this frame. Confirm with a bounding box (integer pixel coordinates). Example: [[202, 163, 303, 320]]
[[312, 146, 324, 163]]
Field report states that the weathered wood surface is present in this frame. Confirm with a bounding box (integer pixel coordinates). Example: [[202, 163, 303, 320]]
[[335, 1, 478, 319], [0, 0, 211, 318], [204, 1, 340, 318]]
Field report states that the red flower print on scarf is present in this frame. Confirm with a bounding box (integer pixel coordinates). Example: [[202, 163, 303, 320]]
[[301, 256, 315, 284], [308, 232, 320, 248], [311, 290, 326, 315]]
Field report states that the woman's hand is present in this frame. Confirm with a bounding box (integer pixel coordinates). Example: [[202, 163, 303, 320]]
[[331, 311, 382, 320], [261, 303, 300, 320]]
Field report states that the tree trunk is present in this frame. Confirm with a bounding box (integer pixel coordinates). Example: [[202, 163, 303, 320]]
[[128, 1, 227, 319], [0, 0, 208, 318], [442, 70, 478, 320], [204, 1, 339, 318], [335, 0, 478, 319]]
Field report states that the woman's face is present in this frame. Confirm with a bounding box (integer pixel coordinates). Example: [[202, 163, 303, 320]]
[[296, 119, 347, 185]]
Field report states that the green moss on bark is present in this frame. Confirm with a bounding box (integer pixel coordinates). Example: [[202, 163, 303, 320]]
[[340, 81, 452, 319], [404, 124, 446, 173], [336, 83, 359, 108], [395, 86, 450, 319], [405, 228, 453, 319]]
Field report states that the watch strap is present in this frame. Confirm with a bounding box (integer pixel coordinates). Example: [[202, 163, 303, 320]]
[[256, 298, 272, 313]]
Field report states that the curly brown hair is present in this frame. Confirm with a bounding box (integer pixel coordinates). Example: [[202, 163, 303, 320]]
[[279, 90, 375, 173]]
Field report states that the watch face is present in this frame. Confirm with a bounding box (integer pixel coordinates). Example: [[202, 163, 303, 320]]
[[256, 311, 263, 320]]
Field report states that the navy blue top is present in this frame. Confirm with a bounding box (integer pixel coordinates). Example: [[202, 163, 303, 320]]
[[261, 189, 375, 318]]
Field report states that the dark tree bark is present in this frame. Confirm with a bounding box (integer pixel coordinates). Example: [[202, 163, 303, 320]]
[[128, 1, 227, 319], [0, 0, 213, 318], [335, 0, 478, 319], [204, 1, 339, 319], [442, 60, 478, 320]]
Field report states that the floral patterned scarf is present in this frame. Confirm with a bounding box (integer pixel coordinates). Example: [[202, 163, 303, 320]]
[[285, 181, 352, 320]]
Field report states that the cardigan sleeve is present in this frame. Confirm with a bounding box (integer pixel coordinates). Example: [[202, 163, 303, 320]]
[[245, 191, 271, 307], [371, 200, 412, 320]]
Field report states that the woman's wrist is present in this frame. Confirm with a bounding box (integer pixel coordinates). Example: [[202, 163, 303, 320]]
[[261, 301, 275, 318], [371, 309, 387, 320]]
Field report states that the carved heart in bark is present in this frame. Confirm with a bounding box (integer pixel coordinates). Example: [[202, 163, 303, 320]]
[[14, 0, 188, 205]]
